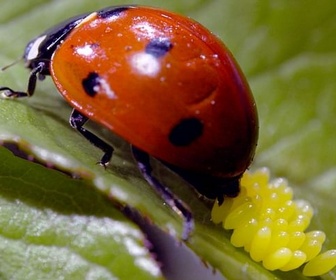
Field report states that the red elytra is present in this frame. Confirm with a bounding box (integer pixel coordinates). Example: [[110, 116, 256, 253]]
[[52, 6, 257, 178]]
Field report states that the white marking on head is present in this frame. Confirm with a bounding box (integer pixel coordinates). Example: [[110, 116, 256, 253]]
[[26, 35, 47, 61], [130, 53, 160, 77]]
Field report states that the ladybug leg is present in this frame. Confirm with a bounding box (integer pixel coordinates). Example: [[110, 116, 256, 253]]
[[69, 109, 114, 166], [0, 62, 45, 98], [131, 145, 194, 241]]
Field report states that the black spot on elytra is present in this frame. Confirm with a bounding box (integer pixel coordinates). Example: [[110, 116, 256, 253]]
[[97, 6, 130, 19], [145, 38, 173, 58], [169, 118, 203, 146], [82, 72, 100, 97]]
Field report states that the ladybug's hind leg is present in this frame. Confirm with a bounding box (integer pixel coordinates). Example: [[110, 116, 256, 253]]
[[131, 145, 194, 241]]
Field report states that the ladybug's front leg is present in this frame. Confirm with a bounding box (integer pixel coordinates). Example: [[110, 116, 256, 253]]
[[131, 145, 194, 241], [69, 109, 114, 166], [0, 62, 45, 98]]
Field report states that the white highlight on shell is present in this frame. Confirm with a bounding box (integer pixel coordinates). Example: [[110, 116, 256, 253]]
[[132, 22, 157, 38], [98, 78, 117, 99], [130, 53, 160, 77], [75, 44, 95, 57]]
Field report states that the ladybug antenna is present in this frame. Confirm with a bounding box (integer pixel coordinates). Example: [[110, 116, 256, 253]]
[[1, 57, 23, 71]]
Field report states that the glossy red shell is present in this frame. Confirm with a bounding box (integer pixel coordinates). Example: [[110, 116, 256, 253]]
[[50, 6, 258, 178]]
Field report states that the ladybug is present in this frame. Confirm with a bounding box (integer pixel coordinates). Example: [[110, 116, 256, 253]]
[[0, 5, 258, 240]]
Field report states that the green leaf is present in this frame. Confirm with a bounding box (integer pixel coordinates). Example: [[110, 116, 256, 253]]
[[0, 0, 335, 279], [0, 146, 161, 280]]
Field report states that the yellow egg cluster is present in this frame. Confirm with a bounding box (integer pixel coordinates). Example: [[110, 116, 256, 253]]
[[211, 168, 336, 276]]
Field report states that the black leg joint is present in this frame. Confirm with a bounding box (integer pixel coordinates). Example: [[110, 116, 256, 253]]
[[70, 109, 114, 166]]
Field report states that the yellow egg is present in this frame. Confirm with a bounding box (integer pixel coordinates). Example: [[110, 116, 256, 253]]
[[230, 218, 258, 248], [211, 168, 335, 276], [303, 250, 336, 276], [287, 231, 306, 251], [224, 201, 256, 230], [271, 218, 288, 232], [211, 196, 234, 225], [295, 200, 314, 220], [305, 230, 326, 243], [287, 216, 311, 232], [250, 226, 272, 262], [211, 199, 229, 224], [276, 200, 296, 220], [263, 247, 292, 270], [267, 231, 290, 253], [280, 250, 306, 271], [259, 207, 276, 221], [299, 238, 322, 261]]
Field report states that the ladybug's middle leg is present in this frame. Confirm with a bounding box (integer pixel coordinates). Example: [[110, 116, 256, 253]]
[[69, 109, 114, 166]]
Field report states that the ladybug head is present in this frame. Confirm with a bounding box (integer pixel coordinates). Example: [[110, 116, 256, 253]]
[[23, 13, 89, 74]]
